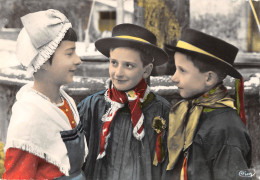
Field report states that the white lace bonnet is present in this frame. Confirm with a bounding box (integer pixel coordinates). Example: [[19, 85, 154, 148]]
[[16, 9, 72, 75]]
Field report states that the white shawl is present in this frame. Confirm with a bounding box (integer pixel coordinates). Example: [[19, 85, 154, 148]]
[[4, 83, 88, 176]]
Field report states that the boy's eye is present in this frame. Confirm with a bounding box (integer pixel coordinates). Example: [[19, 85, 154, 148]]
[[126, 63, 134, 69], [110, 59, 118, 66], [179, 67, 185, 72]]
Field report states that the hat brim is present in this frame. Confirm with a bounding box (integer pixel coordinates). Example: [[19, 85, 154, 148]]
[[167, 46, 242, 79], [95, 38, 168, 66]]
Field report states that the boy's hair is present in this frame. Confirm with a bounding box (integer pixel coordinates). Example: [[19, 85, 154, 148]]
[[185, 52, 227, 82], [48, 28, 77, 64], [110, 47, 154, 67]]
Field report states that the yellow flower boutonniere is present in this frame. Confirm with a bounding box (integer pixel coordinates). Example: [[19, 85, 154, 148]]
[[152, 116, 166, 165], [152, 116, 166, 134], [127, 90, 136, 98]]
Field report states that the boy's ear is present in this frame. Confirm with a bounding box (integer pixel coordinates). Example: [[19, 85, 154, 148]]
[[143, 63, 153, 79], [205, 71, 218, 87]]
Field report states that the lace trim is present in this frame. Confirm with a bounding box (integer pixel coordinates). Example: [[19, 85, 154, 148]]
[[27, 22, 72, 75], [5, 140, 70, 176], [102, 90, 124, 122], [31, 88, 63, 106]]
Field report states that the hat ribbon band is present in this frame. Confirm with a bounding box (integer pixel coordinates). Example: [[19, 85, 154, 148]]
[[177, 40, 226, 63], [116, 35, 150, 44]]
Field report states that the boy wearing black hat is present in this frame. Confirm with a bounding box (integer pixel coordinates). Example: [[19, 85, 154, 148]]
[[77, 24, 171, 180], [163, 29, 251, 180]]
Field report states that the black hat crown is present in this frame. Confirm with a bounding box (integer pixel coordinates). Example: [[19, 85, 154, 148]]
[[165, 28, 241, 78], [95, 23, 168, 66], [111, 23, 157, 45]]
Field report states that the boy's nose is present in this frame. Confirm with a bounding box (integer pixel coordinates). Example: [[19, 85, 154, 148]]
[[171, 72, 178, 83], [115, 66, 124, 77]]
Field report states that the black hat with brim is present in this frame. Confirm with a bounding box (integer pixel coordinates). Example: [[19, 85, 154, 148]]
[[164, 28, 242, 78], [95, 23, 168, 66]]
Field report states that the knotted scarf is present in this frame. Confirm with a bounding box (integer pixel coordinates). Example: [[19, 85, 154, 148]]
[[97, 78, 150, 159], [166, 84, 236, 170]]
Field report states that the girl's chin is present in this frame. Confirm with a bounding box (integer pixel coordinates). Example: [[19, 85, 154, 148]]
[[65, 77, 74, 84]]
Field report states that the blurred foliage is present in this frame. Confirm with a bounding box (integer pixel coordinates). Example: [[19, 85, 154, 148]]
[[137, 0, 182, 48], [0, 142, 5, 178], [0, 0, 92, 30], [190, 12, 240, 41]]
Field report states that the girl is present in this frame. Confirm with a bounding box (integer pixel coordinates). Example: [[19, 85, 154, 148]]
[[4, 9, 87, 179]]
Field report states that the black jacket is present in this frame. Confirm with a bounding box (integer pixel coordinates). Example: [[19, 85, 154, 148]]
[[78, 90, 171, 180], [163, 107, 251, 180]]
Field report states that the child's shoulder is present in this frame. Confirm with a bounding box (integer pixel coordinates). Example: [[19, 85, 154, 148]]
[[149, 92, 171, 108], [204, 107, 237, 117], [153, 92, 168, 101], [88, 90, 106, 99], [78, 90, 106, 107], [196, 107, 250, 160], [201, 107, 245, 128]]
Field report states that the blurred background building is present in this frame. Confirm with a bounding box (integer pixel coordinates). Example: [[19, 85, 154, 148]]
[[1, 0, 260, 74]]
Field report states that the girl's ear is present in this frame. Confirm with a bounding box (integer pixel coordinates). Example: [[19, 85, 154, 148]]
[[40, 61, 51, 71], [143, 63, 153, 79], [205, 71, 218, 87]]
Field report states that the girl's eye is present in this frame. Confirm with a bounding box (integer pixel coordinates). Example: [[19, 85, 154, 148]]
[[66, 51, 74, 56]]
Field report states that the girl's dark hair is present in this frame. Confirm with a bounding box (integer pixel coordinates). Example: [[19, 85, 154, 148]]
[[48, 28, 77, 64], [110, 47, 154, 67], [62, 28, 78, 42]]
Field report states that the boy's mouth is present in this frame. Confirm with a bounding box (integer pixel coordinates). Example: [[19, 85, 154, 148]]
[[114, 79, 127, 83]]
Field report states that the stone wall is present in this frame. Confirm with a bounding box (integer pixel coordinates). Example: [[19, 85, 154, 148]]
[[0, 72, 260, 171]]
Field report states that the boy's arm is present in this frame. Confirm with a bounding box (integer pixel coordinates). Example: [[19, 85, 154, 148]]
[[212, 145, 251, 180], [190, 108, 252, 180], [157, 98, 171, 180], [77, 98, 91, 143], [77, 91, 106, 144]]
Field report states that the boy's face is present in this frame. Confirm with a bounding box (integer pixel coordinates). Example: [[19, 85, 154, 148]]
[[109, 47, 151, 91], [44, 40, 81, 85], [172, 52, 208, 99]]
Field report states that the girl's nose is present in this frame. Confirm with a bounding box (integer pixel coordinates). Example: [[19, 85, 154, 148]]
[[74, 54, 82, 65]]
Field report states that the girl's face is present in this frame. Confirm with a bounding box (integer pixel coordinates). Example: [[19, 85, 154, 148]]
[[109, 47, 152, 91], [45, 40, 81, 85], [171, 52, 208, 99]]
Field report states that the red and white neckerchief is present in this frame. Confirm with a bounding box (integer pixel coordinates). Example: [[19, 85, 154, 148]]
[[97, 78, 150, 159]]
